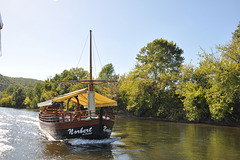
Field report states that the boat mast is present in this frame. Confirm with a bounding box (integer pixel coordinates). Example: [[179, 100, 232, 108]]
[[59, 30, 116, 86], [59, 30, 116, 88], [89, 30, 93, 91]]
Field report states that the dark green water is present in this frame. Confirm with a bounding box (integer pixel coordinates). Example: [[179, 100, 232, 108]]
[[1, 107, 240, 160]]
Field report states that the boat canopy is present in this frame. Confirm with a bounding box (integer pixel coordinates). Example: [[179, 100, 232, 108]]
[[37, 88, 117, 108]]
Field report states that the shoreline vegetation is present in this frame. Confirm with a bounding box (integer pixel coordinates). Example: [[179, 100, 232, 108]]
[[0, 22, 240, 126], [1, 106, 240, 128], [116, 114, 240, 128]]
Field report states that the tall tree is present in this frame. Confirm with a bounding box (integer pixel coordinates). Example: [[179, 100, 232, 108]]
[[136, 38, 184, 81], [120, 38, 184, 118]]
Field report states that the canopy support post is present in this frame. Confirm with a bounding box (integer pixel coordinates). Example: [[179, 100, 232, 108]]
[[99, 107, 103, 130], [87, 91, 95, 116]]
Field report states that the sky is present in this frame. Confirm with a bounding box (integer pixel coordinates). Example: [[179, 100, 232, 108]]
[[0, 0, 240, 81]]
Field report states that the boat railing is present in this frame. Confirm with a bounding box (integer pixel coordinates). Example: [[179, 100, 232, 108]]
[[39, 114, 59, 122], [39, 109, 114, 123]]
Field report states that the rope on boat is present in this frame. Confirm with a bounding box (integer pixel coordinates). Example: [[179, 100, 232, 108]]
[[77, 32, 89, 68]]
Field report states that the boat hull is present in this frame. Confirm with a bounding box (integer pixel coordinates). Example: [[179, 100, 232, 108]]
[[39, 119, 114, 140]]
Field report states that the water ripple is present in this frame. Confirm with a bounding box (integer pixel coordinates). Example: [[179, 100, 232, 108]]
[[67, 137, 121, 145], [0, 143, 14, 157], [0, 127, 14, 157]]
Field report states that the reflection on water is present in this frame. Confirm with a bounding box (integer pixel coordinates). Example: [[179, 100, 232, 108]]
[[113, 118, 240, 160], [1, 107, 240, 160], [43, 141, 114, 160]]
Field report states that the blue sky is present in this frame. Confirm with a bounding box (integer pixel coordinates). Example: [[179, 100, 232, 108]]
[[0, 0, 240, 80]]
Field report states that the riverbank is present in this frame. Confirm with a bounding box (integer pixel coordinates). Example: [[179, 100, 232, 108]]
[[1, 106, 239, 127], [115, 114, 240, 127]]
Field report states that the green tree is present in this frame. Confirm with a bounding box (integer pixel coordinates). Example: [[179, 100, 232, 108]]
[[30, 83, 42, 108], [70, 67, 88, 80], [25, 83, 34, 101], [98, 63, 115, 80], [232, 21, 240, 40], [136, 39, 184, 80], [24, 97, 31, 107], [41, 90, 58, 101], [205, 43, 240, 121], [176, 64, 210, 121], [176, 22, 240, 122], [30, 97, 38, 109], [119, 38, 184, 118], [6, 85, 14, 95], [0, 92, 12, 107], [12, 87, 26, 108], [59, 67, 88, 81], [97, 63, 119, 101]]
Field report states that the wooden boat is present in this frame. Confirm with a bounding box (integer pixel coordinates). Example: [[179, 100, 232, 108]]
[[38, 30, 117, 140]]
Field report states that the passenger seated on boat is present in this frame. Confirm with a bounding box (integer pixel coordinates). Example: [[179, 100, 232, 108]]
[[104, 113, 110, 120], [63, 113, 71, 122], [58, 109, 65, 122], [73, 108, 80, 121], [58, 109, 64, 114]]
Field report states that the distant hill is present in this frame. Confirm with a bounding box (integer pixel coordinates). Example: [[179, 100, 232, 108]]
[[0, 74, 43, 92]]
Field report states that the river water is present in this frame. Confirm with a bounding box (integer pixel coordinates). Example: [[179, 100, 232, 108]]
[[1, 107, 240, 160]]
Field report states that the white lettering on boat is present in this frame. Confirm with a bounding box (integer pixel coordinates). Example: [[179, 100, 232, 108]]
[[68, 127, 93, 135], [103, 126, 112, 133]]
